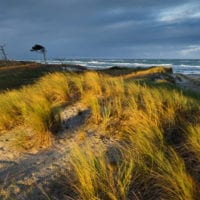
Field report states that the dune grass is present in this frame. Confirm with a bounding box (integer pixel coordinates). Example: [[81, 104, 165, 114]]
[[0, 67, 200, 199], [0, 72, 71, 149], [70, 141, 134, 200], [67, 70, 199, 199]]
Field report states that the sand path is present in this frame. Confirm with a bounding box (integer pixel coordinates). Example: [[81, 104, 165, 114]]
[[0, 102, 90, 199]]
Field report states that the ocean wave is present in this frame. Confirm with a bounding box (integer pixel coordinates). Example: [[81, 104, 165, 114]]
[[83, 61, 167, 68], [43, 59, 200, 74], [87, 61, 106, 64], [179, 64, 200, 68]]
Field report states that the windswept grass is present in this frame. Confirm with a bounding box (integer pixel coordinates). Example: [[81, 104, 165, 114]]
[[0, 66, 199, 199], [0, 72, 71, 149], [70, 141, 134, 200], [66, 69, 199, 199], [0, 73, 69, 132]]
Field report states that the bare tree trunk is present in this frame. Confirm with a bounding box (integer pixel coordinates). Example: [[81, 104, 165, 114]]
[[42, 48, 47, 64], [0, 45, 8, 61], [42, 50, 47, 64]]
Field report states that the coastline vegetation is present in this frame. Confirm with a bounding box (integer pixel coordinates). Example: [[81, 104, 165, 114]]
[[0, 64, 199, 199]]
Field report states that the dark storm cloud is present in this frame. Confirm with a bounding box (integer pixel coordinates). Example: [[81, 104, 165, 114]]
[[0, 0, 200, 59]]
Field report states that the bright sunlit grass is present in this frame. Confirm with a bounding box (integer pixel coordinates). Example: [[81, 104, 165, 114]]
[[0, 67, 199, 199]]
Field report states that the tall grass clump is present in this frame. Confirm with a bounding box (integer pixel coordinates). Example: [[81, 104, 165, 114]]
[[70, 74, 85, 96], [83, 72, 103, 96], [70, 141, 134, 200], [185, 125, 200, 153], [106, 77, 124, 96], [36, 72, 70, 104], [83, 76, 126, 131], [0, 72, 73, 148], [23, 95, 54, 132], [116, 123, 195, 199], [0, 90, 24, 130], [69, 133, 195, 199], [87, 94, 101, 124], [176, 124, 200, 193], [132, 149, 194, 200]]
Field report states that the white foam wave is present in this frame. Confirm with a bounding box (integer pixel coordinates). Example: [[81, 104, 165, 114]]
[[44, 59, 200, 74], [179, 64, 200, 68]]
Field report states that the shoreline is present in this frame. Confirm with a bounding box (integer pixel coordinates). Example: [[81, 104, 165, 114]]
[[2, 59, 200, 74], [0, 61, 199, 93]]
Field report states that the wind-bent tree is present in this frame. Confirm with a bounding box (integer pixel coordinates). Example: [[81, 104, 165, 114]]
[[30, 44, 47, 64]]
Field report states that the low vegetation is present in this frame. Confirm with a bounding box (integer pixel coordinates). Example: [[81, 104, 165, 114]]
[[0, 61, 86, 91], [0, 66, 199, 199]]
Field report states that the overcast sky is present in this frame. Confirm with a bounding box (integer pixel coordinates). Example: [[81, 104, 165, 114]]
[[1, 0, 200, 59]]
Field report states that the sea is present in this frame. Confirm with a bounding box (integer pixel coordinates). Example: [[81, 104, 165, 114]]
[[46, 58, 200, 75]]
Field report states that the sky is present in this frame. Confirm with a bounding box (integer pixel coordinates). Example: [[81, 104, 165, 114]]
[[0, 0, 200, 60]]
